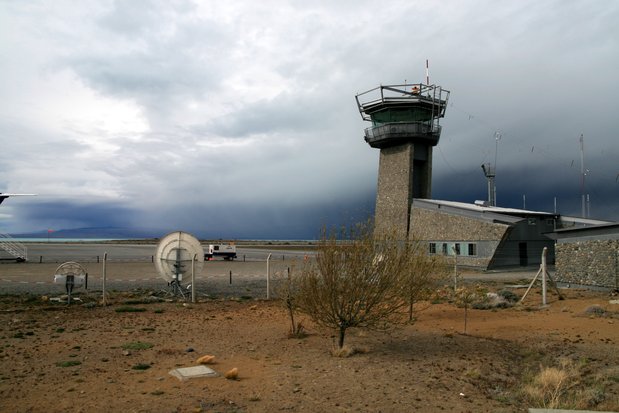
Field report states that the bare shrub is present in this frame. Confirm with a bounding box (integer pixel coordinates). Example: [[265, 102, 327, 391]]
[[584, 305, 606, 316], [400, 238, 449, 322], [296, 222, 421, 349], [524, 358, 580, 409], [276, 265, 306, 338], [454, 285, 488, 334]]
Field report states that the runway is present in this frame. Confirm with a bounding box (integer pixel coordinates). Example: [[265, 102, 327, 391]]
[[14, 243, 314, 263]]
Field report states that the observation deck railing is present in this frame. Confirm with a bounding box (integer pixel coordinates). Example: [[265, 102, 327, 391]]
[[364, 122, 442, 148]]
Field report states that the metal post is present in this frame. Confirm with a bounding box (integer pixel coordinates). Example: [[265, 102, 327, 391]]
[[66, 275, 74, 305], [229, 270, 232, 285], [542, 247, 547, 306], [102, 252, 107, 306], [266, 253, 272, 300], [452, 246, 458, 292], [191, 253, 196, 303]]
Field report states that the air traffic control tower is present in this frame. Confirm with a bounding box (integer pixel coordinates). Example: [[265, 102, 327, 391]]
[[356, 83, 450, 239]]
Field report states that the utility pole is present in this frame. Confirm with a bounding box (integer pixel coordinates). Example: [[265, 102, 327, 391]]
[[580, 134, 586, 218]]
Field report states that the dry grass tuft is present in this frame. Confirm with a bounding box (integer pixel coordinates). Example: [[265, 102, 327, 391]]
[[523, 358, 581, 409], [330, 344, 369, 358], [525, 367, 571, 408], [287, 321, 306, 339]]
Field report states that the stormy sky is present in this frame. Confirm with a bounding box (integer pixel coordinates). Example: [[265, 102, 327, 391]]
[[1, 1, 618, 239]]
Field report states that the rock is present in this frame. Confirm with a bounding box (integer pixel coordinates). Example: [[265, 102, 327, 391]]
[[196, 355, 215, 364], [224, 367, 239, 380], [186, 347, 194, 353]]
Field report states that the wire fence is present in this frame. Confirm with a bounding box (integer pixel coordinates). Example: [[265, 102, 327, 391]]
[[16, 253, 311, 264], [0, 257, 302, 299]]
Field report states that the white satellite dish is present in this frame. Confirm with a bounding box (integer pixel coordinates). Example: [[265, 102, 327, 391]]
[[154, 231, 204, 296], [53, 261, 88, 304]]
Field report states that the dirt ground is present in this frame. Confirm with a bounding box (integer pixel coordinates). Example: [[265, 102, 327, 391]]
[[0, 267, 618, 413]]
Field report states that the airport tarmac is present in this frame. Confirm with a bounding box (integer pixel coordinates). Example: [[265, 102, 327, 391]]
[[0, 243, 314, 296], [0, 243, 538, 297]]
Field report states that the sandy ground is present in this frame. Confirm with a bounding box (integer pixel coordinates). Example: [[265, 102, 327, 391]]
[[0, 262, 618, 413]]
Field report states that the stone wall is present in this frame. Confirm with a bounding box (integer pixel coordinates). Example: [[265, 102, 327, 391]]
[[555, 240, 619, 288], [410, 207, 510, 269], [410, 207, 509, 241]]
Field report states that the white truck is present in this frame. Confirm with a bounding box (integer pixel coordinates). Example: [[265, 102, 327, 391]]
[[204, 244, 237, 260]]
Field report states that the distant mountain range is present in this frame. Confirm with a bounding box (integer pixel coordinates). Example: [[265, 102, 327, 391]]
[[10, 227, 161, 239]]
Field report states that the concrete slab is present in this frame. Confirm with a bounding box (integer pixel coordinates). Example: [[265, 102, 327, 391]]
[[169, 365, 218, 381]]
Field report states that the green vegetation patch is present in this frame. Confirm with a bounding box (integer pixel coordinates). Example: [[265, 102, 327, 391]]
[[121, 341, 154, 350], [132, 363, 152, 370], [115, 306, 147, 313], [56, 361, 82, 368]]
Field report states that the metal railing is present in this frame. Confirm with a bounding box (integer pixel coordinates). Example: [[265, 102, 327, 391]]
[[364, 122, 441, 145], [0, 232, 27, 261]]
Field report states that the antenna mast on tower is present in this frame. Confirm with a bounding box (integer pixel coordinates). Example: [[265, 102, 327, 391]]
[[580, 133, 589, 218], [481, 131, 501, 207]]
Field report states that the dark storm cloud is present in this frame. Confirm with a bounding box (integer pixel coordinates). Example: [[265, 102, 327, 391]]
[[15, 200, 138, 231], [1, 0, 618, 237]]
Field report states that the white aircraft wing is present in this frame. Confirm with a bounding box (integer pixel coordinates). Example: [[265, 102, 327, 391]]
[[0, 193, 37, 205]]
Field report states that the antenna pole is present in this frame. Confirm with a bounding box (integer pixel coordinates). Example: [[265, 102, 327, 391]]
[[425, 59, 429, 85], [493, 131, 501, 206], [580, 134, 585, 217]]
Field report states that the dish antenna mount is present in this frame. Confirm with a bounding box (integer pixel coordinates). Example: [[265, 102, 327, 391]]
[[154, 231, 204, 298], [53, 262, 88, 304]]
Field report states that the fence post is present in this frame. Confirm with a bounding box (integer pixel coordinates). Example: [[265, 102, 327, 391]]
[[542, 247, 547, 306], [266, 253, 272, 300], [102, 252, 108, 306], [191, 254, 196, 303]]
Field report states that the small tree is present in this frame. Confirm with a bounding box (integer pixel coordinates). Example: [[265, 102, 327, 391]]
[[277, 265, 305, 338], [296, 223, 412, 349], [454, 285, 488, 334], [400, 239, 448, 322]]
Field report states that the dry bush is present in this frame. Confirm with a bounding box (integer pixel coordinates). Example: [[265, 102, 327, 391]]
[[296, 222, 423, 349], [274, 265, 306, 338], [454, 285, 488, 334], [523, 358, 581, 409], [400, 238, 449, 322]]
